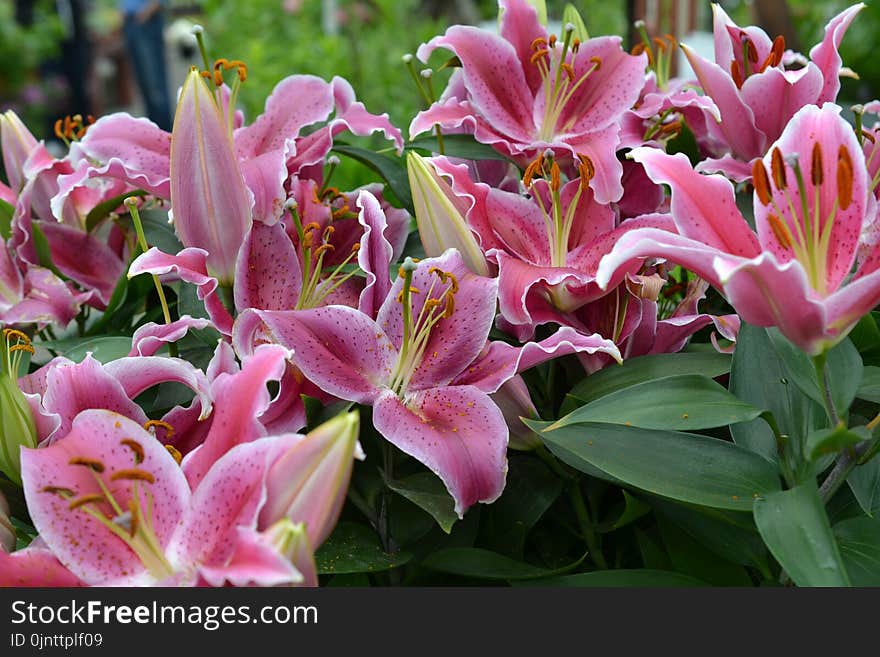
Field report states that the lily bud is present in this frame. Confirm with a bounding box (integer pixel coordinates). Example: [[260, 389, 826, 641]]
[[0, 333, 37, 485], [492, 376, 542, 451], [170, 69, 251, 285], [0, 110, 39, 193], [263, 519, 317, 587], [0, 491, 15, 553], [259, 410, 363, 548], [407, 152, 490, 276]]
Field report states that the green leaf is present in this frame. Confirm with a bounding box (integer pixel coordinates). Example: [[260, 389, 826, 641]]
[[316, 522, 411, 574], [754, 482, 850, 586], [562, 4, 589, 40], [658, 517, 753, 586], [332, 144, 412, 213], [767, 330, 863, 418], [528, 419, 781, 511], [833, 516, 880, 586], [386, 472, 457, 534], [730, 323, 824, 462], [562, 351, 731, 414], [38, 336, 133, 363], [553, 374, 761, 431], [0, 198, 13, 240], [406, 134, 509, 161], [848, 457, 880, 516], [599, 490, 651, 532], [421, 547, 584, 581], [857, 366, 880, 403], [514, 569, 709, 587], [651, 498, 770, 571], [805, 425, 871, 461], [85, 190, 146, 232]]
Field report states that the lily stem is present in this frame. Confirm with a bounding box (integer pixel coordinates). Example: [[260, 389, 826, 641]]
[[567, 479, 607, 570], [819, 440, 873, 503], [813, 353, 840, 428]]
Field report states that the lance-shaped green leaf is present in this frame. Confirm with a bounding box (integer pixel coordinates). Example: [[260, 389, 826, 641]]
[[406, 152, 489, 275], [754, 482, 850, 586], [833, 516, 880, 586], [528, 420, 781, 511], [804, 425, 871, 461], [170, 69, 251, 285], [551, 374, 762, 431]]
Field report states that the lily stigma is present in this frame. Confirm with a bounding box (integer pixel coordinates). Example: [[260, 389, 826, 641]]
[[529, 24, 602, 142]]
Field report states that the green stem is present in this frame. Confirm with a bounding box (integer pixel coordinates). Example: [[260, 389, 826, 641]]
[[567, 480, 607, 570], [813, 353, 840, 428], [819, 440, 874, 503], [126, 198, 177, 358]]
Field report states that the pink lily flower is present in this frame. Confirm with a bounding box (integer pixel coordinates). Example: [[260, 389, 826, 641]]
[[1, 111, 127, 309], [597, 103, 876, 355], [681, 3, 863, 181], [410, 0, 647, 203], [412, 154, 675, 338], [14, 410, 303, 586], [234, 249, 621, 515]]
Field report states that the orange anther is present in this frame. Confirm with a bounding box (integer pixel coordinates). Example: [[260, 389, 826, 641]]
[[730, 60, 744, 89], [143, 419, 174, 438], [811, 143, 824, 187], [771, 147, 787, 190], [837, 145, 854, 210], [68, 456, 105, 473], [165, 444, 183, 465], [110, 469, 156, 484], [530, 49, 550, 65], [68, 494, 106, 511], [530, 37, 548, 51], [561, 62, 575, 82], [121, 438, 145, 464], [589, 56, 602, 70], [752, 160, 773, 206], [550, 161, 561, 192], [767, 213, 793, 250]]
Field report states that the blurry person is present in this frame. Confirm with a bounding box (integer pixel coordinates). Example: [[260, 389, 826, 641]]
[[120, 0, 171, 130]]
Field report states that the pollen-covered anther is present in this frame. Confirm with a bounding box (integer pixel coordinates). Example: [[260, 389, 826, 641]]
[[752, 160, 773, 206], [442, 293, 456, 318], [68, 493, 107, 511], [530, 48, 550, 65], [120, 438, 145, 465], [561, 62, 575, 83], [313, 244, 335, 258], [571, 38, 581, 53], [578, 154, 595, 188], [652, 37, 667, 54], [771, 147, 787, 190], [3, 328, 30, 343], [143, 419, 174, 438], [743, 37, 759, 63], [767, 213, 794, 249], [350, 243, 361, 254], [548, 34, 557, 48], [760, 35, 785, 71], [589, 56, 602, 70], [165, 444, 183, 465], [41, 486, 75, 498], [223, 59, 248, 82], [658, 120, 682, 137], [8, 343, 34, 355], [110, 469, 156, 484], [730, 61, 744, 89], [837, 145, 854, 210], [68, 456, 105, 473], [550, 161, 562, 192], [811, 143, 824, 186], [523, 154, 545, 187], [530, 37, 548, 51]]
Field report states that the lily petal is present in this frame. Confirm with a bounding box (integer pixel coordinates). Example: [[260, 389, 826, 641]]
[[372, 386, 508, 517]]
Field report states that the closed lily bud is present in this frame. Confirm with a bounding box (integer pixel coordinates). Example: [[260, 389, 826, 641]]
[[259, 410, 363, 548], [263, 519, 318, 587], [492, 375, 542, 451], [0, 491, 15, 553], [407, 152, 490, 276], [0, 110, 39, 193], [170, 69, 251, 285], [0, 330, 37, 485]]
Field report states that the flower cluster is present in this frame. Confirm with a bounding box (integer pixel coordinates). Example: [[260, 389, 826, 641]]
[[0, 0, 876, 587]]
